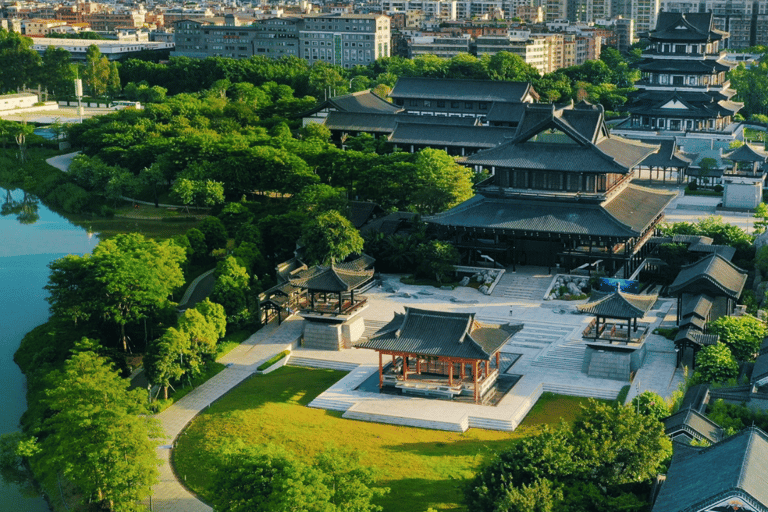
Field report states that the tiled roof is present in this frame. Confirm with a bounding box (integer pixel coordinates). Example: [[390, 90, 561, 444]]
[[347, 201, 384, 228], [577, 290, 658, 319], [389, 77, 536, 103], [463, 103, 658, 173], [639, 59, 731, 74], [335, 253, 376, 272], [678, 384, 710, 413], [323, 111, 477, 133], [356, 307, 523, 360], [674, 326, 719, 346], [652, 427, 768, 512], [302, 90, 403, 117], [680, 294, 714, 319], [602, 184, 677, 234], [427, 185, 674, 238], [752, 346, 768, 385], [639, 138, 692, 168], [389, 123, 515, 148], [650, 12, 722, 42], [289, 264, 373, 292], [485, 101, 526, 124], [669, 253, 747, 299], [663, 407, 723, 444], [724, 143, 768, 163]]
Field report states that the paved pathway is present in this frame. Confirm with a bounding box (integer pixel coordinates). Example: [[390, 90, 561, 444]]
[[45, 151, 79, 172], [148, 317, 304, 512]]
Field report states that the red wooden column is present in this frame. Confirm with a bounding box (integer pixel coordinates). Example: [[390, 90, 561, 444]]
[[378, 352, 383, 389], [416, 358, 421, 374], [448, 360, 454, 387], [495, 352, 500, 370], [403, 355, 408, 381], [473, 360, 479, 403], [460, 362, 466, 380]]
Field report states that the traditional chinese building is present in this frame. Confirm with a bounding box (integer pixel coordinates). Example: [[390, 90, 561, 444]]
[[722, 143, 767, 209], [427, 101, 676, 277], [356, 307, 523, 403], [614, 12, 743, 144]]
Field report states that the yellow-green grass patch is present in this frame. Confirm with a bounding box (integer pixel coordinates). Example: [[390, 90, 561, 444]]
[[173, 367, 595, 511]]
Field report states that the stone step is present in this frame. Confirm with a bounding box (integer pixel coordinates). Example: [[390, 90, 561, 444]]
[[467, 416, 515, 431], [288, 357, 359, 372], [343, 409, 468, 432], [308, 398, 355, 411], [542, 383, 620, 400]]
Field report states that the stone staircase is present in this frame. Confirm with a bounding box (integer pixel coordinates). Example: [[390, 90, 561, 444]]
[[358, 319, 391, 342], [492, 271, 552, 301], [530, 336, 586, 372]]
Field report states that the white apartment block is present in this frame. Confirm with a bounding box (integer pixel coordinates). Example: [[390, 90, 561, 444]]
[[298, 14, 390, 68], [380, 0, 458, 19], [631, 0, 660, 37]]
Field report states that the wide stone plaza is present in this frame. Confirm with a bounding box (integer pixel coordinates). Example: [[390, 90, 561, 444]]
[[284, 264, 685, 432]]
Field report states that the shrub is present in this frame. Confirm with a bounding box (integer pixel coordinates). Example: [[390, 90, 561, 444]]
[[708, 315, 767, 361], [258, 350, 289, 371], [687, 180, 698, 191], [630, 391, 670, 422], [714, 184, 724, 193], [694, 343, 739, 384]]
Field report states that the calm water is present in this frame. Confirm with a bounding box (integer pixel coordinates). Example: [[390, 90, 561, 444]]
[[0, 188, 98, 511]]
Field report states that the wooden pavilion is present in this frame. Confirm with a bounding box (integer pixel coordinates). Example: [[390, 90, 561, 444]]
[[356, 308, 523, 403], [288, 264, 373, 317], [578, 290, 658, 344]]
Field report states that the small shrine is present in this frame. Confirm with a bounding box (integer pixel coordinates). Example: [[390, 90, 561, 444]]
[[289, 263, 374, 350], [356, 307, 523, 403], [577, 290, 658, 381], [722, 144, 768, 209]]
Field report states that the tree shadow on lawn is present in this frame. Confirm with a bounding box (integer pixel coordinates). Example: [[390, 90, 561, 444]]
[[202, 366, 348, 413], [379, 436, 521, 462]]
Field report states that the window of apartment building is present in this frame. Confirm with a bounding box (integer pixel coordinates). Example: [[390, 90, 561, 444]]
[[451, 101, 460, 108], [437, 100, 445, 108], [424, 100, 431, 107], [409, 99, 418, 106], [465, 102, 473, 109], [479, 102, 488, 110]]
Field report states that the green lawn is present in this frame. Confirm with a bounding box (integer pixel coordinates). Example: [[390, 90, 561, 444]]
[[173, 367, 596, 512]]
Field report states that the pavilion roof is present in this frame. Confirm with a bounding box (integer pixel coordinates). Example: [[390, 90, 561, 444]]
[[638, 138, 691, 169], [724, 143, 768, 163], [300, 90, 403, 117], [669, 253, 747, 299], [462, 103, 658, 174], [638, 58, 730, 74], [289, 264, 373, 293], [335, 253, 376, 272], [649, 12, 724, 42], [652, 427, 768, 512], [427, 184, 675, 238], [674, 326, 719, 347], [323, 111, 477, 134], [752, 338, 768, 386], [389, 123, 514, 149], [663, 407, 724, 444], [577, 290, 657, 319], [356, 307, 523, 361], [680, 293, 714, 319]]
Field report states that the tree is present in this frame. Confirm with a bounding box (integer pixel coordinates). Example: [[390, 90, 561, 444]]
[[171, 178, 225, 209], [708, 315, 767, 361], [695, 343, 739, 383], [415, 241, 458, 283], [197, 216, 229, 253], [412, 148, 474, 214], [315, 447, 388, 512], [301, 210, 364, 265], [754, 202, 768, 233], [82, 45, 111, 97], [483, 52, 540, 82], [40, 340, 162, 511], [40, 47, 75, 98], [292, 184, 348, 215], [92, 233, 186, 351], [0, 30, 41, 92], [45, 254, 98, 325], [144, 327, 189, 400], [630, 391, 670, 422], [211, 256, 250, 320], [210, 446, 330, 512]]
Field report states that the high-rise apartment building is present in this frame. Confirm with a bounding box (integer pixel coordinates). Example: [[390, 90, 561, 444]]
[[631, 0, 660, 37], [660, 0, 768, 48], [173, 13, 390, 67]]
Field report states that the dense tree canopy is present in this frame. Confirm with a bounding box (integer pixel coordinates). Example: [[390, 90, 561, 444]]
[[301, 210, 364, 265], [708, 315, 767, 362]]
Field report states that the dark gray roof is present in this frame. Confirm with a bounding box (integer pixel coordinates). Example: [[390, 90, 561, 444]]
[[669, 253, 747, 299], [650, 12, 724, 42], [347, 201, 385, 228], [752, 339, 768, 385], [289, 265, 373, 292], [688, 242, 736, 261], [428, 184, 674, 238], [389, 123, 515, 149], [680, 294, 714, 319], [356, 307, 523, 361], [389, 77, 537, 103], [674, 326, 719, 346], [463, 103, 658, 173], [335, 253, 375, 272], [724, 143, 768, 163], [652, 427, 768, 512], [485, 102, 526, 124], [639, 138, 692, 169], [663, 407, 723, 444], [577, 290, 658, 319], [639, 59, 731, 74], [674, 234, 714, 245], [323, 111, 477, 133], [678, 384, 710, 413], [302, 90, 403, 117]]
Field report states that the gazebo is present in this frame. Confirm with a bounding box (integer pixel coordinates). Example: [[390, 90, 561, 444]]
[[289, 264, 373, 316], [723, 143, 768, 176], [578, 290, 658, 343], [356, 308, 523, 403]]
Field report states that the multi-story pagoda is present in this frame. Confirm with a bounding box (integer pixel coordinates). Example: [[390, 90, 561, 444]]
[[616, 12, 742, 137]]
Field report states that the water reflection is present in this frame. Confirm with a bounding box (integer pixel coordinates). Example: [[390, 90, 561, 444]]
[[2, 188, 39, 225]]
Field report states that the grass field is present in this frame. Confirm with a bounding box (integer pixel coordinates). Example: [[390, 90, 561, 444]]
[[173, 366, 597, 512]]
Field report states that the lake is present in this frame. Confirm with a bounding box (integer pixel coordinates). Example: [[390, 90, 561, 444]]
[[0, 188, 98, 511]]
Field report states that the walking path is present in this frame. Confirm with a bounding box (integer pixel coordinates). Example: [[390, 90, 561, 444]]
[[45, 151, 79, 172], [147, 316, 304, 512]]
